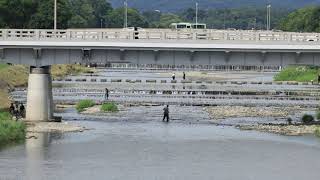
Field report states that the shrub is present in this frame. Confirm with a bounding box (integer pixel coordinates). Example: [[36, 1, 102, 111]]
[[76, 100, 95, 112], [273, 66, 319, 82], [0, 110, 26, 147], [315, 128, 320, 137], [316, 111, 320, 120], [101, 103, 118, 112], [301, 114, 314, 124]]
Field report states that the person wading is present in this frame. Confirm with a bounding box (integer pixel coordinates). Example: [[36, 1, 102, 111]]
[[105, 88, 109, 101], [163, 105, 169, 122], [172, 73, 176, 81]]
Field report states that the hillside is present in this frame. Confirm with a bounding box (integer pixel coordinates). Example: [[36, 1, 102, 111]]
[[110, 0, 320, 12]]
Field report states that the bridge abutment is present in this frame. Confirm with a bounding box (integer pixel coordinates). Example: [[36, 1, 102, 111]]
[[26, 66, 54, 122]]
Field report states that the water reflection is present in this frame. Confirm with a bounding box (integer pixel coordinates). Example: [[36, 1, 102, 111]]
[[25, 132, 64, 180]]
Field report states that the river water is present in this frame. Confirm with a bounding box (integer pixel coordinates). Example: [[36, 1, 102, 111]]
[[1, 70, 320, 180]]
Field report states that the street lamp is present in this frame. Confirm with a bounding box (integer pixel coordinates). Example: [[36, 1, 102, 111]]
[[195, 2, 198, 29], [54, 0, 57, 30], [124, 0, 128, 28], [266, 4, 271, 31]]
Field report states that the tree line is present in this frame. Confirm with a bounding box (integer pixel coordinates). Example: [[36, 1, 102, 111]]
[[0, 0, 319, 32]]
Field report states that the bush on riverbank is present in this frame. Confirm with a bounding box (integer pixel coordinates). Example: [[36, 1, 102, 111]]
[[317, 111, 320, 120], [315, 128, 320, 137], [101, 103, 118, 112], [274, 66, 319, 82], [76, 100, 95, 112], [0, 110, 26, 147], [302, 114, 314, 124]]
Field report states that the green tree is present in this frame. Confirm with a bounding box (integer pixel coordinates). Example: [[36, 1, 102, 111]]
[[91, 0, 113, 28], [0, 0, 37, 28], [158, 14, 183, 28], [29, 0, 72, 29], [181, 8, 208, 22], [142, 10, 161, 28], [106, 8, 149, 28], [68, 0, 95, 28], [279, 6, 320, 32]]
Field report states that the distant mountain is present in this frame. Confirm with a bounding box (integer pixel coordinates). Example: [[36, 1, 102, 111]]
[[109, 0, 320, 12]]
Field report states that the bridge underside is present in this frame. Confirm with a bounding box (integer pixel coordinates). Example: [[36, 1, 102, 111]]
[[1, 48, 319, 68]]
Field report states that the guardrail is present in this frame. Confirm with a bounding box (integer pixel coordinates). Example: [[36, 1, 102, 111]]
[[1, 29, 320, 43]]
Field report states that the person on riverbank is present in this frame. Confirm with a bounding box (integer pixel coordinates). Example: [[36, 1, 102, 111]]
[[163, 105, 169, 122], [183, 72, 186, 80], [9, 103, 15, 115], [172, 73, 176, 81], [19, 103, 25, 118], [104, 88, 109, 101], [14, 103, 19, 121]]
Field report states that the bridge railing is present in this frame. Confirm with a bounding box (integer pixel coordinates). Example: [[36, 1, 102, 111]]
[[1, 29, 320, 43]]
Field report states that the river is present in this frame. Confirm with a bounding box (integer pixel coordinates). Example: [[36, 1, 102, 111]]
[[1, 70, 320, 180]]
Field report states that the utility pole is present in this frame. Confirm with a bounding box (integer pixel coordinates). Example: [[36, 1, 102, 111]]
[[54, 0, 57, 30], [266, 4, 271, 31], [195, 2, 198, 29], [124, 0, 128, 28]]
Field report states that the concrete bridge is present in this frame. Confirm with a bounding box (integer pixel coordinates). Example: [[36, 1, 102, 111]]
[[1, 28, 320, 122]]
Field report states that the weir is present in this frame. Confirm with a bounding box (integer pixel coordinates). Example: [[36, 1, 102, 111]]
[[25, 66, 54, 122]]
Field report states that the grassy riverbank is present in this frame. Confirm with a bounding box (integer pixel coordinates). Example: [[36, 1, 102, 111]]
[[101, 102, 119, 112], [76, 100, 95, 112], [316, 128, 320, 137], [0, 65, 29, 109], [0, 110, 26, 147], [274, 66, 319, 82], [0, 64, 92, 109], [51, 64, 93, 78]]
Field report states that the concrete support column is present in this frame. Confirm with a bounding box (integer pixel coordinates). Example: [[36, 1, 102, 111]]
[[26, 66, 52, 122], [261, 51, 267, 71], [120, 49, 125, 61], [295, 52, 301, 64], [190, 51, 195, 64], [225, 51, 231, 71], [47, 71, 54, 120], [154, 50, 159, 63]]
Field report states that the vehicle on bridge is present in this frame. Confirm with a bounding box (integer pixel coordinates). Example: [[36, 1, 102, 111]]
[[170, 23, 207, 30]]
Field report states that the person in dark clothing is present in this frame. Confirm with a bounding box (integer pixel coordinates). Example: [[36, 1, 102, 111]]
[[19, 103, 25, 118], [172, 73, 176, 81], [105, 88, 109, 100], [163, 105, 169, 122], [9, 103, 15, 115], [14, 103, 19, 121], [183, 72, 186, 80], [318, 74, 320, 84]]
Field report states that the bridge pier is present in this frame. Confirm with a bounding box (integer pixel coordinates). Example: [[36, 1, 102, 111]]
[[26, 66, 54, 122]]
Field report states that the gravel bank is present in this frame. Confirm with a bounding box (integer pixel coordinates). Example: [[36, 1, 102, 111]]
[[238, 124, 320, 136], [26, 122, 87, 133], [205, 106, 301, 120]]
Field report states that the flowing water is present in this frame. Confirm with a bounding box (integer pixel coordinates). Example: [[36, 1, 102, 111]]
[[1, 70, 320, 180]]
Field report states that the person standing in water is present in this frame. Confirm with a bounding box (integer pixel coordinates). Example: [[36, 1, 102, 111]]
[[105, 88, 109, 101], [163, 105, 169, 122], [172, 73, 176, 81]]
